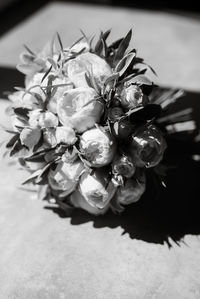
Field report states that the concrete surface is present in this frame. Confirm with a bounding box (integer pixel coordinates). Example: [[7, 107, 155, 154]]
[[0, 2, 200, 298]]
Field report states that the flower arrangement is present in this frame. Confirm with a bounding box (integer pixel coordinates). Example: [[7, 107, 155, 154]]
[[5, 30, 196, 215]]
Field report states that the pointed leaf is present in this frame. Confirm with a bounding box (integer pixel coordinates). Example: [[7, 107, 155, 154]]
[[114, 29, 132, 63]]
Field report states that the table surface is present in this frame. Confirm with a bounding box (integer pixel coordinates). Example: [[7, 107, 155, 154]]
[[0, 2, 200, 299]]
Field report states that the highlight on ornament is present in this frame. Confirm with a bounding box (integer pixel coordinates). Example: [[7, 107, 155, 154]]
[[4, 29, 196, 215]]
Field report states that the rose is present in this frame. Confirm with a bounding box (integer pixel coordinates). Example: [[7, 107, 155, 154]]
[[70, 190, 109, 215], [55, 126, 77, 145], [79, 127, 116, 167], [129, 124, 167, 168], [48, 160, 85, 197], [78, 169, 116, 210], [120, 85, 144, 110], [24, 72, 74, 113], [57, 87, 103, 133], [66, 52, 112, 88], [20, 127, 41, 149], [117, 169, 146, 205], [29, 109, 58, 128], [112, 153, 136, 178]]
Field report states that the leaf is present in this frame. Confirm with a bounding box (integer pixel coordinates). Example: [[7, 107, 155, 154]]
[[41, 65, 53, 83], [129, 104, 162, 123], [56, 32, 63, 51], [22, 169, 43, 185], [6, 133, 20, 148], [23, 44, 36, 56], [109, 37, 123, 49], [37, 184, 49, 201], [10, 139, 24, 156], [114, 29, 132, 63], [13, 107, 30, 118], [70, 36, 84, 49], [127, 75, 153, 86], [115, 52, 136, 77]]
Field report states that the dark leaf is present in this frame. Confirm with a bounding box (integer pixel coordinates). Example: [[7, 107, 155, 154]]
[[6, 133, 20, 148], [41, 65, 53, 83], [115, 52, 136, 77], [10, 139, 24, 156], [13, 107, 30, 118], [114, 29, 132, 63], [129, 104, 162, 123], [56, 32, 63, 51]]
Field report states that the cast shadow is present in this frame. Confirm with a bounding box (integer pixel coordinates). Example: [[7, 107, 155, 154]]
[[45, 90, 200, 247]]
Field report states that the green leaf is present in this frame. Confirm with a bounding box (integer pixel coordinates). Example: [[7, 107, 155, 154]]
[[10, 139, 24, 157], [127, 75, 153, 86], [37, 184, 49, 201], [23, 44, 36, 56], [56, 32, 63, 51], [115, 52, 136, 77], [13, 107, 30, 118], [6, 133, 20, 148], [22, 168, 43, 185], [41, 65, 53, 83], [114, 29, 132, 63]]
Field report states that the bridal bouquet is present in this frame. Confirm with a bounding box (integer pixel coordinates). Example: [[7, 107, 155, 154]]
[[5, 30, 195, 215]]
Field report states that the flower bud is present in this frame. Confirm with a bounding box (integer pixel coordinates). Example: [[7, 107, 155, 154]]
[[117, 169, 146, 205], [108, 107, 124, 122], [79, 127, 116, 167], [112, 154, 136, 178], [48, 160, 85, 196], [43, 128, 57, 147], [20, 127, 41, 149], [56, 126, 77, 145], [120, 85, 143, 110], [130, 124, 167, 168], [113, 119, 133, 139], [29, 110, 58, 128], [79, 169, 116, 210]]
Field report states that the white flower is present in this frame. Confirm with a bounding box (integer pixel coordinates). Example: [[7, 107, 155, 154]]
[[117, 169, 146, 205], [66, 52, 112, 88], [70, 190, 109, 215], [29, 109, 58, 128], [55, 126, 77, 145], [48, 160, 85, 196], [57, 87, 103, 133], [20, 127, 41, 149], [79, 127, 116, 167], [79, 169, 116, 210]]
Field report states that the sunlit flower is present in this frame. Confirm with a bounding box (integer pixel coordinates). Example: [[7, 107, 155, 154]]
[[80, 127, 116, 167], [48, 160, 85, 196], [70, 190, 109, 215], [57, 87, 103, 133], [55, 126, 77, 145], [29, 109, 58, 128], [66, 52, 112, 88], [79, 169, 116, 209]]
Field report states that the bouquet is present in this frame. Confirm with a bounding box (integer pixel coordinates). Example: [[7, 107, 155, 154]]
[[5, 30, 196, 215]]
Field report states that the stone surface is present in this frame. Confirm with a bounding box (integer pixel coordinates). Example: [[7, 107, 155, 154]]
[[0, 2, 200, 298]]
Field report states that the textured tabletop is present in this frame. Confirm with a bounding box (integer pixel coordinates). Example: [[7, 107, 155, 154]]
[[0, 2, 200, 299]]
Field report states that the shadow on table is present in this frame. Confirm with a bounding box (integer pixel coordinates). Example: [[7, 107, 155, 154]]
[[46, 90, 200, 247]]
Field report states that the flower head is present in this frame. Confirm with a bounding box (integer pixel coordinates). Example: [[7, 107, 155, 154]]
[[55, 126, 77, 145], [29, 110, 58, 128], [79, 169, 116, 210], [66, 52, 112, 88], [79, 127, 116, 167], [57, 87, 103, 133], [49, 160, 85, 196], [129, 124, 167, 168], [20, 127, 41, 149], [117, 168, 146, 205], [120, 85, 144, 110]]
